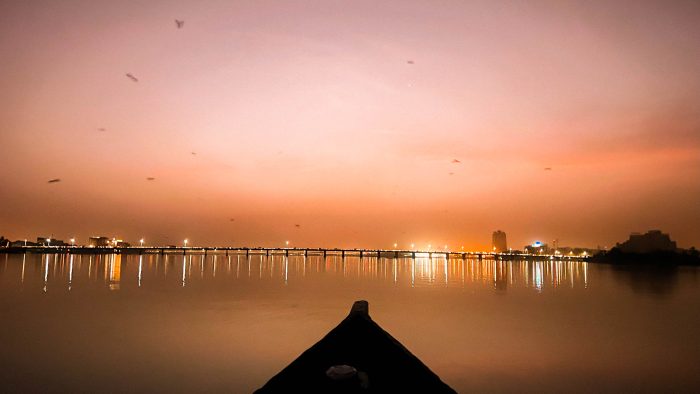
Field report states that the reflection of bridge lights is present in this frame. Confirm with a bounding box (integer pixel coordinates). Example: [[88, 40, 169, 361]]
[[26, 253, 592, 293]]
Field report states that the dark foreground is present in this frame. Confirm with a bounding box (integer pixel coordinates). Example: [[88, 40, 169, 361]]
[[256, 300, 456, 393]]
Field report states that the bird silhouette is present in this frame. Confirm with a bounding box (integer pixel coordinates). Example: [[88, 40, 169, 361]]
[[97, 127, 106, 132], [146, 177, 155, 181], [407, 60, 415, 64], [175, 20, 184, 29], [451, 159, 461, 163], [47, 179, 61, 183], [125, 73, 139, 82], [191, 151, 197, 156], [544, 167, 552, 171], [230, 218, 235, 222], [295, 224, 301, 228]]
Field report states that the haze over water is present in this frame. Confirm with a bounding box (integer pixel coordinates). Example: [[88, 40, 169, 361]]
[[1, 253, 699, 393]]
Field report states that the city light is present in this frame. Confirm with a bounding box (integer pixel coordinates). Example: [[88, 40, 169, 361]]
[[184, 239, 188, 247], [411, 243, 415, 249], [285, 240, 290, 247], [70, 238, 75, 246], [140, 238, 144, 246], [393, 243, 398, 249]]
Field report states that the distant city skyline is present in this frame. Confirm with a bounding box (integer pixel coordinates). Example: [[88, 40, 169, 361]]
[[1, 1, 699, 249]]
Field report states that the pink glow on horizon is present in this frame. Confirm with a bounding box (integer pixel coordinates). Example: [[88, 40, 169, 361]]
[[1, 1, 699, 249]]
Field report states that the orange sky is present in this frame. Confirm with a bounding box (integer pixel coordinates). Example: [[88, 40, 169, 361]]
[[1, 0, 699, 249]]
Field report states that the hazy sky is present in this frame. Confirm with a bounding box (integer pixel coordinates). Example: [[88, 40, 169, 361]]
[[1, 0, 699, 249]]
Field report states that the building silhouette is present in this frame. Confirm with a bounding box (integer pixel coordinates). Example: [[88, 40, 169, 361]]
[[89, 236, 110, 247], [37, 237, 67, 246], [524, 241, 550, 254], [492, 230, 507, 252], [617, 230, 677, 253]]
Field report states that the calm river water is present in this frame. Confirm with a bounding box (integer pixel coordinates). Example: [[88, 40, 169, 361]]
[[1, 253, 699, 393]]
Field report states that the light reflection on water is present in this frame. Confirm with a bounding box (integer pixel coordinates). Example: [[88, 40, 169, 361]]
[[14, 253, 589, 292], [0, 253, 699, 393]]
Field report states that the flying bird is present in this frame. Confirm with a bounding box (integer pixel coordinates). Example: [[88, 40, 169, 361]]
[[97, 127, 106, 132], [146, 177, 155, 181], [191, 151, 197, 156], [295, 224, 301, 228], [451, 159, 461, 164], [230, 218, 235, 222], [175, 19, 184, 29], [125, 73, 139, 82], [47, 179, 61, 183], [544, 167, 552, 171], [407, 60, 414, 64], [448, 172, 454, 176]]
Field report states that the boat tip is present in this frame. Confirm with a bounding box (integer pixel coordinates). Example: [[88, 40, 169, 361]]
[[350, 300, 369, 317]]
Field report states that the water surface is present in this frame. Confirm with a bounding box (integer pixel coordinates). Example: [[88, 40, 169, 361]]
[[1, 253, 699, 392]]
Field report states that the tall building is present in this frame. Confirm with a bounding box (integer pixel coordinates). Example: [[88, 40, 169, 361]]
[[492, 230, 507, 252]]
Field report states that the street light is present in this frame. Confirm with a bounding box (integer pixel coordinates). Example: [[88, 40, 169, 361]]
[[410, 243, 415, 250], [184, 239, 188, 247], [70, 238, 75, 246], [393, 243, 398, 249], [140, 238, 144, 247], [285, 240, 289, 247], [47, 238, 51, 246]]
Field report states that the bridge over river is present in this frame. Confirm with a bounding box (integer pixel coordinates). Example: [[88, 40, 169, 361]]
[[1, 246, 588, 261]]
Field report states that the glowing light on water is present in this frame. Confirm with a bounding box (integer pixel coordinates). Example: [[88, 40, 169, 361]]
[[138, 255, 143, 287], [181, 256, 186, 287]]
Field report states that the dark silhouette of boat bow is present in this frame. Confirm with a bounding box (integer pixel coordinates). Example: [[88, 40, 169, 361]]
[[256, 300, 456, 393]]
